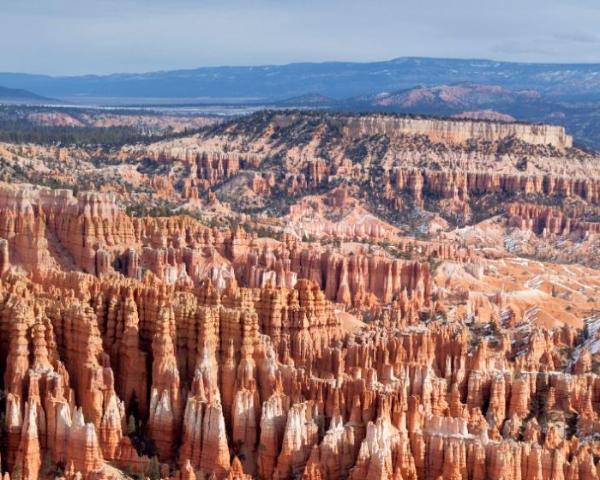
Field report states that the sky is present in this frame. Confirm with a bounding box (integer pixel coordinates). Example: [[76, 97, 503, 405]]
[[1, 0, 600, 75]]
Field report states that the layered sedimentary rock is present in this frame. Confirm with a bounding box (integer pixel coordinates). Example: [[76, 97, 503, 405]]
[[0, 185, 440, 309], [0, 110, 599, 480], [230, 229, 433, 306], [0, 186, 135, 274], [334, 114, 574, 149], [285, 187, 400, 241], [140, 148, 265, 189], [506, 202, 600, 236], [267, 112, 573, 148], [385, 168, 600, 208]]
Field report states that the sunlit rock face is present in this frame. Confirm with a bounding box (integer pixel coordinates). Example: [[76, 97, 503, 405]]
[[0, 185, 598, 480], [337, 114, 573, 148], [0, 111, 599, 479]]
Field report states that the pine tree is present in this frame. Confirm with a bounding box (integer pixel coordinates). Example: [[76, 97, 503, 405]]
[[148, 456, 161, 480]]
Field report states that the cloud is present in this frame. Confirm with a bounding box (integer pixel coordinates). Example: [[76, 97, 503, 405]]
[[0, 0, 599, 74], [552, 32, 600, 44]]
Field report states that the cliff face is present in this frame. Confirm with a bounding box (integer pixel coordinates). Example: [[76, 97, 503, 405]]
[[140, 147, 265, 189], [0, 186, 135, 274], [335, 115, 574, 149]]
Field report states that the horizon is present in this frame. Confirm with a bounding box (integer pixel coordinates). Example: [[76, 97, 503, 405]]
[[4, 55, 600, 78], [2, 0, 600, 75]]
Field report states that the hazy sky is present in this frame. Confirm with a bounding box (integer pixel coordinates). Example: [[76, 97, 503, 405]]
[[2, 0, 600, 75]]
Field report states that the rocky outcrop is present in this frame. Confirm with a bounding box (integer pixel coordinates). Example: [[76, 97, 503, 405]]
[[0, 185, 442, 309], [333, 114, 573, 148], [142, 148, 265, 190], [386, 168, 600, 207], [0, 239, 9, 275], [228, 227, 433, 307], [506, 202, 600, 236], [0, 185, 135, 273]]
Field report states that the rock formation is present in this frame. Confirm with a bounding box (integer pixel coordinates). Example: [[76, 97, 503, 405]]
[[0, 110, 599, 479]]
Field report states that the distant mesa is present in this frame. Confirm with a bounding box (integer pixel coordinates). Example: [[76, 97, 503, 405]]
[[270, 111, 573, 149]]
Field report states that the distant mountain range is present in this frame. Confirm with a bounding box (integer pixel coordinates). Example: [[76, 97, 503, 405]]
[[0, 85, 53, 104], [0, 57, 599, 149], [354, 84, 540, 111], [1, 57, 600, 102]]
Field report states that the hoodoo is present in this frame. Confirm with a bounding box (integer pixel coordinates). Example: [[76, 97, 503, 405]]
[[0, 109, 599, 479]]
